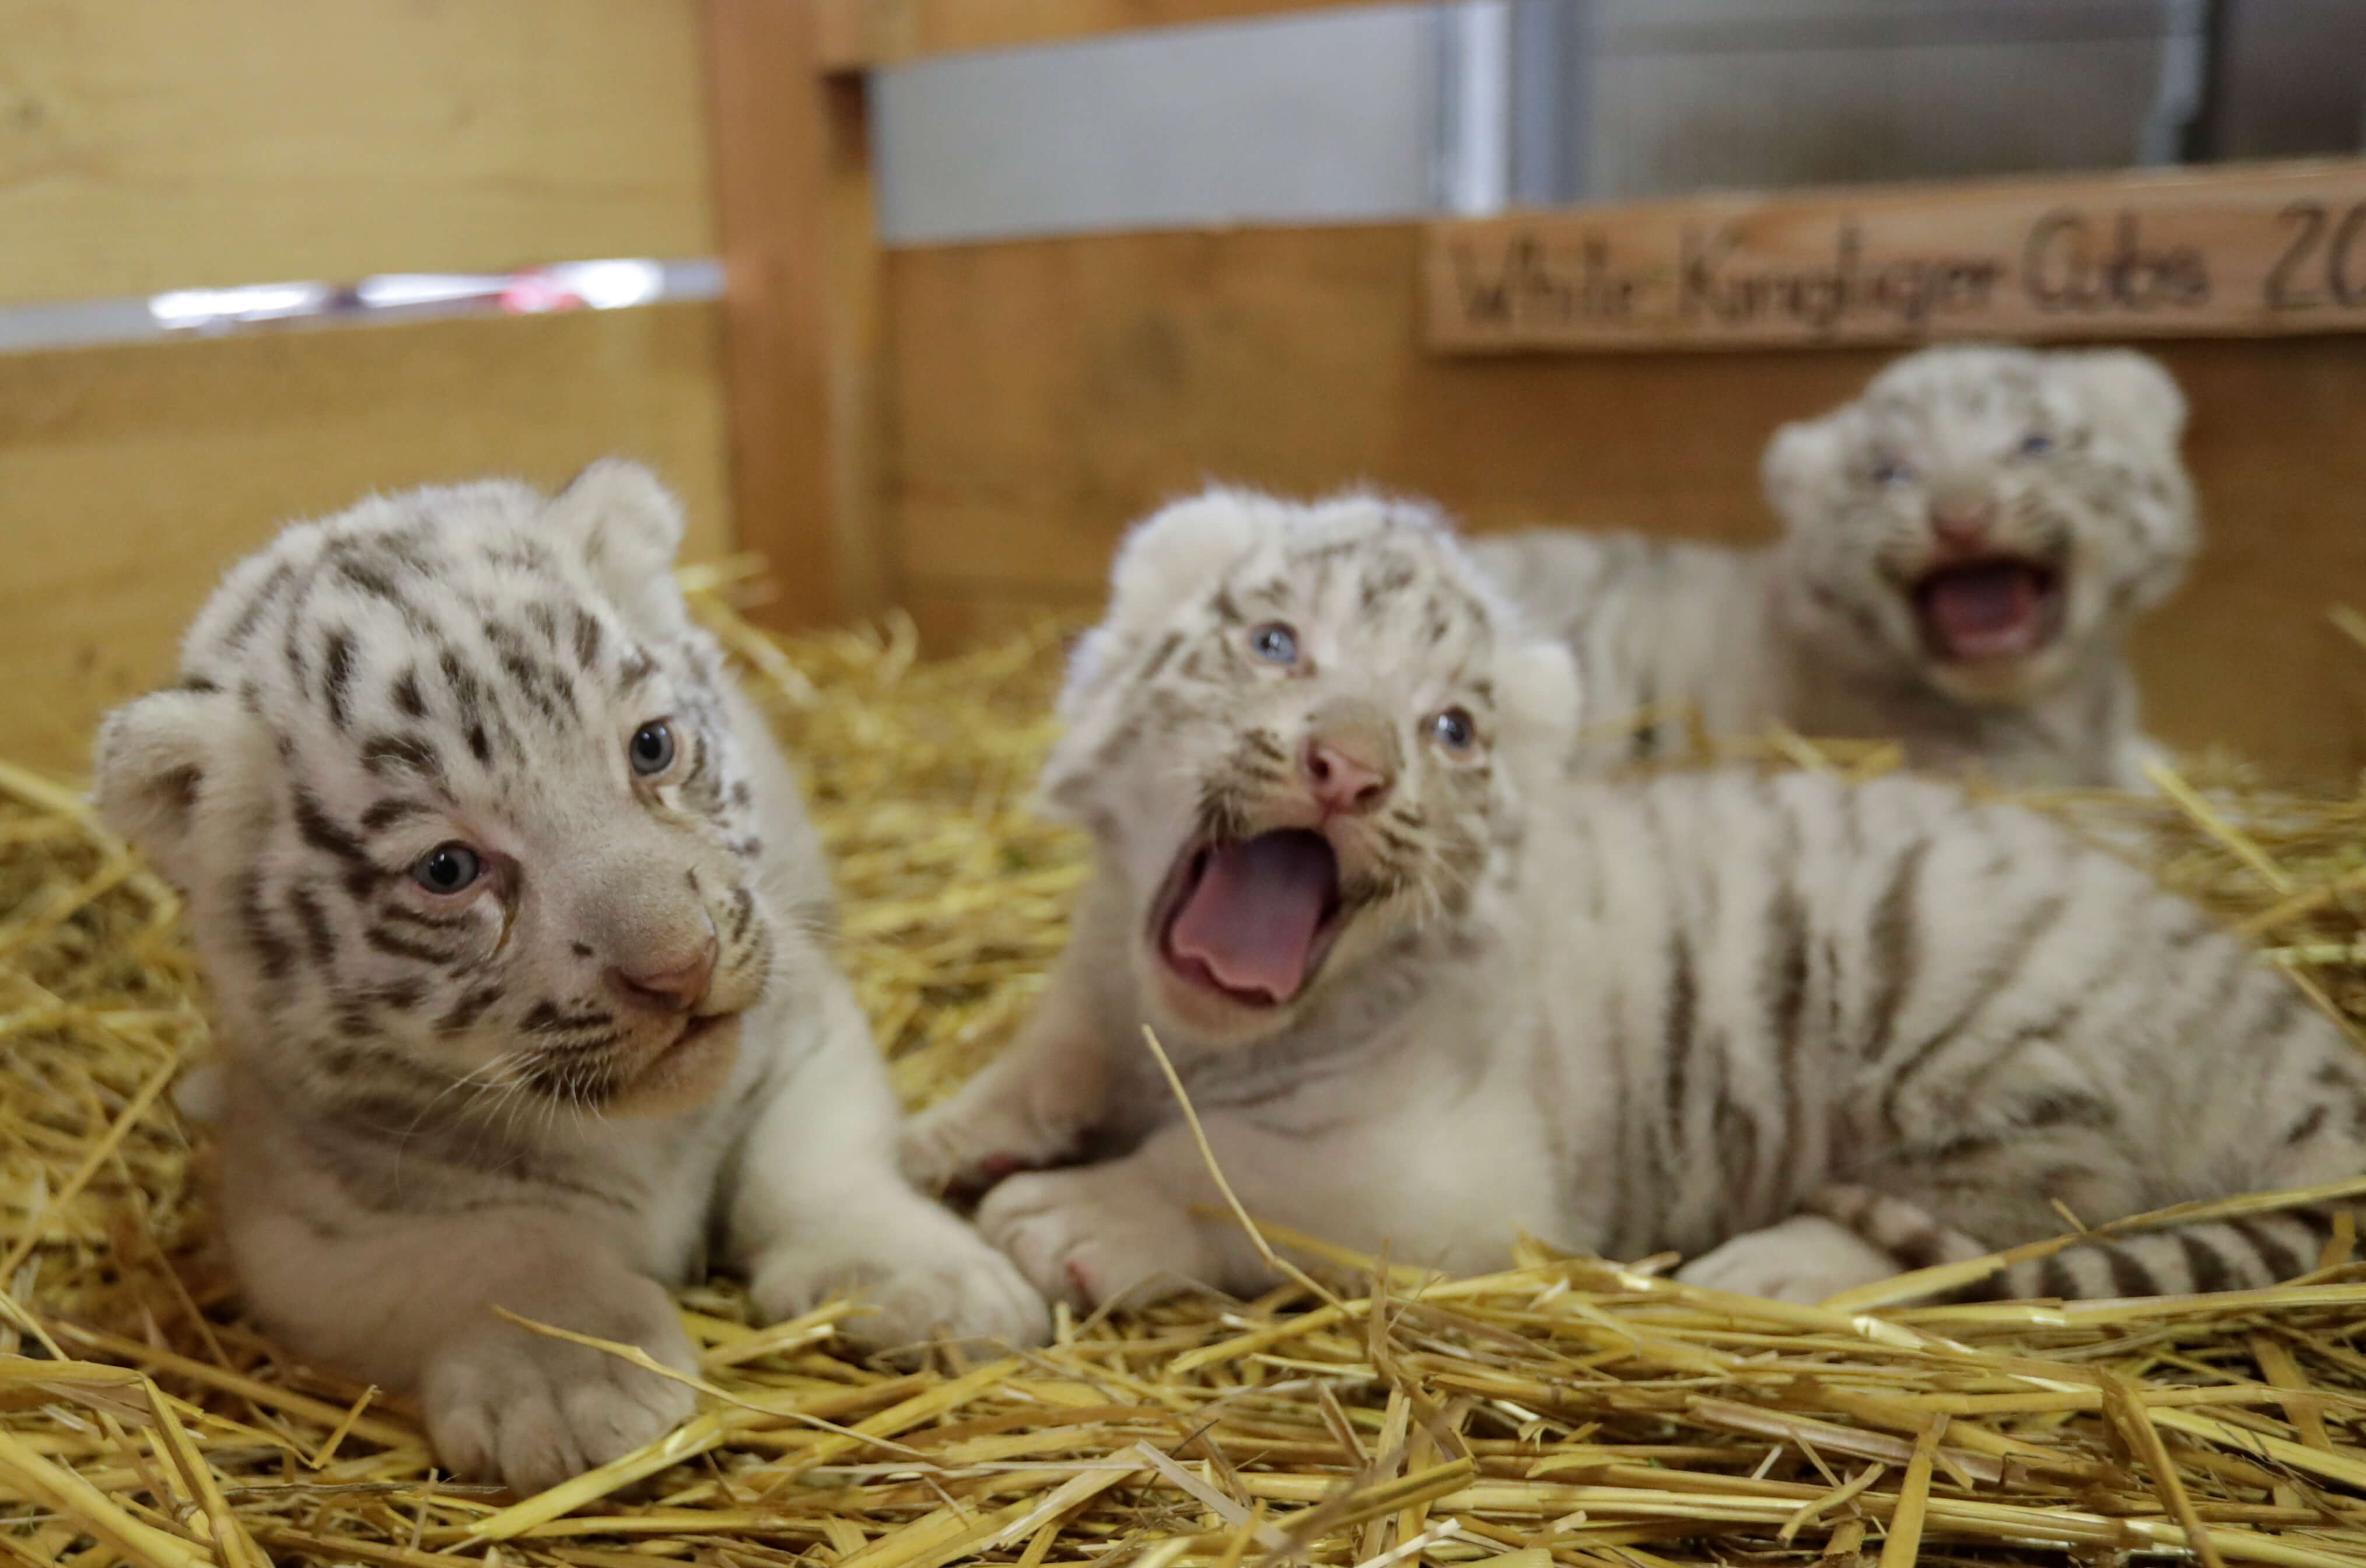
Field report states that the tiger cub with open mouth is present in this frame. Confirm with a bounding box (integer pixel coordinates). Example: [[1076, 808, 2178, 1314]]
[[905, 487, 2356, 1312], [1475, 345, 2197, 787]]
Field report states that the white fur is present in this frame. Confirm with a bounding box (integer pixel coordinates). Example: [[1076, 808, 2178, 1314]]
[[96, 467, 1046, 1494], [909, 487, 2362, 1315], [1674, 1216, 1901, 1304], [1478, 345, 2199, 788]]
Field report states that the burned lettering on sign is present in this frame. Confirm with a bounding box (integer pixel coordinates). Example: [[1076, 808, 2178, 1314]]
[[1448, 233, 1650, 332], [1679, 222, 2005, 337], [1426, 161, 2366, 352], [2021, 210, 2211, 314]]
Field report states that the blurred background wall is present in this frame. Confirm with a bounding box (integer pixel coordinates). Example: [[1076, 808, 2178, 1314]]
[[856, 2, 2366, 783], [4, 0, 2365, 780], [0, 1, 732, 768]]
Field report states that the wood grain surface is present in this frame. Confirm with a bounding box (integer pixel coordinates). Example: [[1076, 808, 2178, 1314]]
[[1429, 160, 2366, 351], [0, 0, 714, 304], [2, 307, 732, 774]]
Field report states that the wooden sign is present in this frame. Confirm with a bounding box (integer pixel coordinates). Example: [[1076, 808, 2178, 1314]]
[[1426, 158, 2366, 353]]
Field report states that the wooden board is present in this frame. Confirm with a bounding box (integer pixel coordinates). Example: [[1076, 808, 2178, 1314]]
[[1428, 160, 2366, 352], [883, 223, 2366, 784], [816, 0, 1378, 69], [0, 306, 732, 775], [0, 0, 713, 305], [706, 0, 888, 629]]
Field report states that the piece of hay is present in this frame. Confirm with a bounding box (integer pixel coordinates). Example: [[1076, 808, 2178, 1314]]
[[5, 577, 2366, 1566]]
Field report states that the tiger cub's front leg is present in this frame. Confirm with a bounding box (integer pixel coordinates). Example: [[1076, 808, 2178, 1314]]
[[221, 1139, 697, 1497], [900, 943, 1116, 1197], [972, 1118, 1281, 1311], [730, 981, 1051, 1353], [971, 1094, 1545, 1311], [1675, 1188, 2000, 1305], [1672, 1216, 1906, 1305]]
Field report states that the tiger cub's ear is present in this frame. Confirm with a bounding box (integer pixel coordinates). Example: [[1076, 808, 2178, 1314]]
[[1760, 415, 1846, 530], [1055, 486, 1267, 729], [547, 459, 693, 636], [1035, 489, 1268, 818], [1104, 487, 1266, 626], [93, 686, 251, 886], [2050, 349, 2187, 453]]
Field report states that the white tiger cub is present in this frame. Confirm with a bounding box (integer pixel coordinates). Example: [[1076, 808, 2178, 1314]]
[[1474, 345, 2198, 787], [904, 488, 2364, 1312], [95, 465, 1046, 1494]]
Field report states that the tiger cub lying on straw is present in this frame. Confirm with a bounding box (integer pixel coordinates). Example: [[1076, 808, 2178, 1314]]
[[905, 487, 2360, 1310], [96, 465, 1046, 1493], [1473, 344, 2197, 788]]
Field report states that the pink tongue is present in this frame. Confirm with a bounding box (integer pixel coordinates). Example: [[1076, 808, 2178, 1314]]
[[1167, 832, 1337, 1003], [1922, 562, 2042, 657]]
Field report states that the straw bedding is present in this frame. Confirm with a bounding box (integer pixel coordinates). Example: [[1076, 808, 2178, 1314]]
[[8, 569, 2366, 1568]]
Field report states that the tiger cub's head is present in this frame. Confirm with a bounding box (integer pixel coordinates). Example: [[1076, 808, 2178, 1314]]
[[1042, 488, 1577, 1049], [1764, 344, 2197, 705], [96, 464, 788, 1121]]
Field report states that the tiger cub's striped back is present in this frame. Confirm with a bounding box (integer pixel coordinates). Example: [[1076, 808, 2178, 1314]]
[[1555, 765, 2362, 1302]]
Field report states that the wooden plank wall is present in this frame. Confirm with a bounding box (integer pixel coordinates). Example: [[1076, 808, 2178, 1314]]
[[0, 0, 715, 302], [0, 1, 732, 774], [881, 224, 2366, 785], [10, 0, 2365, 787], [1, 307, 732, 771]]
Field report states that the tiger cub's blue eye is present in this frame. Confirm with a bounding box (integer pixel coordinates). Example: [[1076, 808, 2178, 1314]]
[[2017, 430, 2055, 458], [1248, 622, 1299, 666], [629, 720, 676, 776], [1870, 457, 1916, 487], [1430, 708, 1477, 752], [411, 842, 482, 895]]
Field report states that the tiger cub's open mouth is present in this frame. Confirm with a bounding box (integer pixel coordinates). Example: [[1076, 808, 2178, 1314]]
[[1150, 829, 1349, 1009], [1912, 556, 2065, 664]]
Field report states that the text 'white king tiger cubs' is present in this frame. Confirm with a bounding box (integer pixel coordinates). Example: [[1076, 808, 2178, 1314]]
[[1475, 345, 2197, 788], [96, 464, 1046, 1494], [905, 487, 2361, 1313]]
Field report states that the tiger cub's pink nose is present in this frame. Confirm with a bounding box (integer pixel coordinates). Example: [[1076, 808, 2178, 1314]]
[[1929, 493, 1997, 548], [607, 940, 718, 1014], [1302, 739, 1392, 816]]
